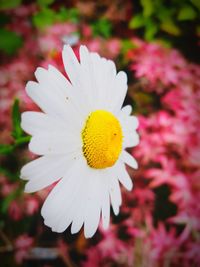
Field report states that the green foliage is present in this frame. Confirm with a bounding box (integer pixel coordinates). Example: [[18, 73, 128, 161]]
[[1, 189, 19, 213], [37, 0, 54, 7], [129, 14, 145, 29], [12, 99, 22, 140], [121, 39, 137, 54], [92, 18, 112, 38], [0, 0, 21, 10], [0, 100, 30, 156], [32, 7, 79, 29], [177, 5, 197, 20], [129, 0, 199, 42], [11, 99, 31, 146], [32, 7, 55, 29], [190, 0, 200, 10], [144, 18, 158, 40], [58, 7, 79, 23], [0, 144, 14, 155], [0, 28, 23, 55], [141, 0, 154, 17], [0, 13, 10, 26], [0, 167, 18, 181], [160, 19, 181, 36]]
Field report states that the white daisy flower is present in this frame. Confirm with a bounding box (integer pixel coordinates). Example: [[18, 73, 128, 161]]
[[20, 45, 139, 238]]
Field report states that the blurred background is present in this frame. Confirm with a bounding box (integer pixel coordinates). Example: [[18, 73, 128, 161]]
[[0, 0, 200, 266]]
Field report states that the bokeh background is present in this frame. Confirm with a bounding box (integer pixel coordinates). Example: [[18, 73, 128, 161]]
[[0, 0, 200, 266]]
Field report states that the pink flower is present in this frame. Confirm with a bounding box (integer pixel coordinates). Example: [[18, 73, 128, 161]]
[[15, 234, 33, 249], [81, 24, 92, 38], [8, 200, 23, 221], [130, 42, 187, 89], [148, 223, 181, 263], [185, 242, 200, 266], [107, 39, 121, 58], [1, 182, 17, 197], [85, 38, 101, 52], [15, 234, 33, 264], [38, 23, 78, 53], [25, 196, 39, 215]]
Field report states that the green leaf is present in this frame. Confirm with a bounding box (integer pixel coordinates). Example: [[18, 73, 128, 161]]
[[0, 144, 14, 155], [15, 136, 31, 146], [156, 38, 172, 48], [56, 7, 79, 23], [32, 8, 56, 29], [33, 7, 79, 29], [12, 99, 22, 140], [178, 5, 197, 21], [0, 167, 18, 181], [157, 7, 175, 23], [129, 14, 145, 29], [37, 0, 54, 7], [161, 19, 181, 36], [66, 8, 79, 23], [0, 13, 10, 26], [190, 0, 200, 11], [140, 0, 154, 17], [121, 39, 136, 54], [0, 0, 21, 10], [92, 18, 112, 38], [144, 19, 158, 40], [1, 190, 19, 213], [0, 28, 23, 55]]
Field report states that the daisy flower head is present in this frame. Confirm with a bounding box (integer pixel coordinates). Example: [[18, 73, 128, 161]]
[[20, 45, 139, 238]]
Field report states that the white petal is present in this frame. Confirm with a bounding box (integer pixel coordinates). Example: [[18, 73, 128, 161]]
[[123, 132, 140, 148], [70, 180, 88, 234], [41, 158, 86, 231], [21, 111, 68, 136], [79, 46, 96, 105], [29, 132, 81, 155], [109, 177, 122, 216], [62, 45, 94, 115], [119, 105, 132, 117], [120, 115, 139, 132], [47, 65, 72, 96], [25, 81, 55, 116], [62, 45, 80, 85], [53, 177, 85, 233], [109, 71, 128, 113], [84, 174, 101, 238], [35, 67, 85, 129], [101, 181, 110, 230], [55, 162, 95, 234], [115, 162, 133, 191], [89, 53, 117, 110], [22, 155, 74, 193], [29, 69, 68, 117], [121, 150, 138, 169], [21, 155, 64, 180], [48, 64, 91, 119], [120, 113, 139, 148], [98, 60, 117, 110]]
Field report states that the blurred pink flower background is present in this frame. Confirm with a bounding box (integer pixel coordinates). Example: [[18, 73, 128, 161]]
[[0, 1, 199, 266]]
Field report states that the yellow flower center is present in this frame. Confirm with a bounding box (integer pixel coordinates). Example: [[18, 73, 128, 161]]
[[82, 110, 123, 169]]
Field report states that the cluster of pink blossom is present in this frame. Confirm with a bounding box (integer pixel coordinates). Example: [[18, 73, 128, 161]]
[[129, 42, 200, 266], [0, 4, 199, 267]]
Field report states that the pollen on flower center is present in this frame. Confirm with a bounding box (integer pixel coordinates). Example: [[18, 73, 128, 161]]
[[82, 110, 123, 169]]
